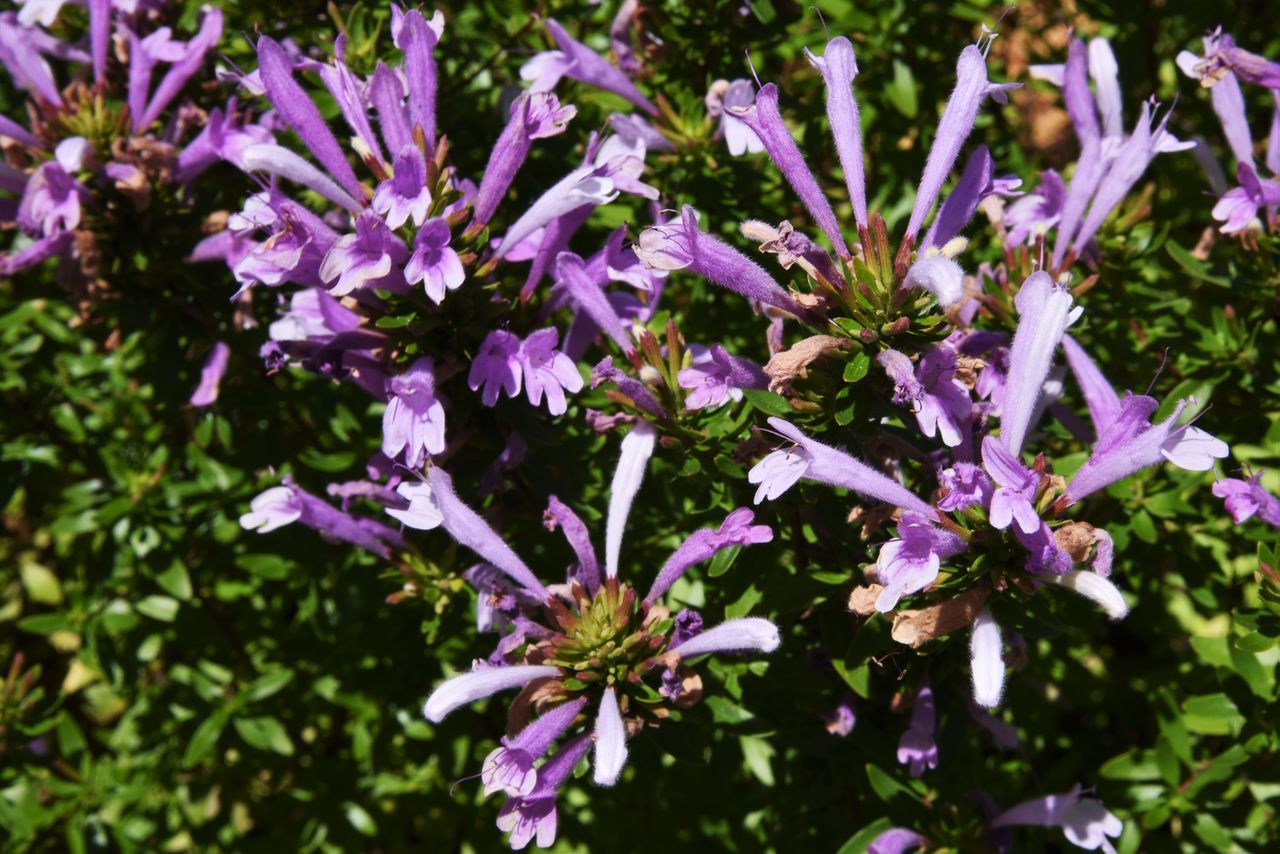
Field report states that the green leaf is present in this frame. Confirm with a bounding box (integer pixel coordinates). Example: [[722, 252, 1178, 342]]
[[19, 560, 63, 605], [233, 716, 295, 756], [843, 351, 871, 383], [739, 736, 775, 786], [838, 818, 894, 854], [887, 60, 918, 118], [742, 389, 792, 417], [135, 595, 179, 622]]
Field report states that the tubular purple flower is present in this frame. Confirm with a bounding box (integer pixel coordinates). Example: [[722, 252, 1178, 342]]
[[903, 255, 966, 307], [518, 328, 583, 416], [396, 10, 440, 147], [369, 63, 413, 156], [240, 143, 364, 214], [609, 0, 641, 76], [1088, 39, 1124, 140], [668, 617, 781, 658], [981, 437, 1041, 534], [241, 480, 405, 557], [1179, 31, 1280, 90], [1062, 39, 1100, 144], [748, 448, 810, 504], [1000, 271, 1081, 455], [386, 481, 443, 530], [634, 206, 811, 318], [1062, 335, 1121, 438], [1214, 474, 1280, 529], [482, 696, 588, 797], [970, 607, 1005, 708], [496, 735, 591, 850], [874, 513, 966, 611], [1210, 69, 1255, 170], [423, 664, 561, 723], [0, 15, 63, 105], [904, 42, 1018, 242], [1212, 165, 1280, 234], [554, 252, 635, 355], [88, 0, 108, 86], [373, 145, 432, 228], [405, 218, 464, 303], [592, 687, 627, 785], [1014, 521, 1073, 575], [256, 36, 365, 201], [765, 417, 939, 520], [470, 330, 523, 406], [544, 19, 657, 115], [605, 421, 656, 578], [992, 784, 1123, 853], [806, 36, 868, 228], [1006, 169, 1066, 246], [190, 341, 230, 407], [1047, 570, 1129, 620], [495, 166, 618, 258], [474, 92, 577, 225], [646, 508, 773, 602], [138, 7, 223, 131], [733, 83, 850, 259], [677, 345, 767, 410], [382, 356, 445, 466], [897, 684, 938, 778], [427, 467, 551, 600], [922, 145, 992, 249], [869, 828, 925, 854], [545, 497, 601, 593]]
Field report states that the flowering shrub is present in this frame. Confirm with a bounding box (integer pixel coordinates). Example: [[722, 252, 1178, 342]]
[[3, 2, 1280, 851]]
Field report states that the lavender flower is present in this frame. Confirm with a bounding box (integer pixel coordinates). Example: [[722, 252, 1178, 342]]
[[405, 218, 465, 303], [1213, 473, 1280, 529], [495, 735, 592, 850], [1005, 169, 1066, 246], [969, 607, 1005, 708], [482, 697, 588, 797], [877, 346, 973, 448], [1000, 272, 1081, 456], [1211, 165, 1280, 234], [372, 145, 432, 228], [981, 437, 1041, 534], [706, 79, 764, 156], [897, 684, 938, 777], [992, 785, 1123, 853], [190, 342, 231, 407], [902, 255, 966, 308], [471, 330, 524, 406], [678, 345, 767, 410], [518, 328, 583, 416], [874, 513, 967, 612], [381, 357, 446, 468], [319, 212, 409, 296], [524, 19, 657, 115], [241, 478, 405, 558], [473, 92, 577, 225], [868, 829, 925, 854], [806, 35, 868, 227]]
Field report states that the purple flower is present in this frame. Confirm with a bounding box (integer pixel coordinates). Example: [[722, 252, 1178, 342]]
[[668, 617, 780, 658], [823, 701, 856, 737], [1013, 521, 1073, 575], [874, 513, 967, 612], [937, 462, 993, 512], [896, 684, 938, 777], [267, 288, 362, 344], [878, 347, 972, 448], [970, 607, 1005, 708], [320, 212, 409, 296], [646, 508, 773, 602], [382, 357, 446, 468], [1000, 272, 1081, 455], [1177, 29, 1280, 91], [902, 255, 966, 307], [1213, 474, 1280, 529], [385, 481, 443, 531], [239, 486, 303, 533], [394, 9, 441, 148], [706, 78, 763, 156], [424, 663, 561, 723], [473, 92, 577, 225], [1005, 169, 1066, 246], [190, 342, 230, 407], [922, 145, 1021, 250], [495, 735, 593, 850], [482, 697, 588, 797], [748, 447, 810, 504], [806, 36, 867, 228], [240, 479, 406, 557], [1212, 164, 1280, 234], [981, 437, 1041, 534], [530, 19, 657, 115], [405, 218, 465, 303], [869, 828, 925, 854], [992, 785, 1123, 853], [518, 328, 583, 416], [905, 35, 1019, 242], [470, 330, 524, 406], [635, 205, 812, 318], [372, 145, 432, 229], [678, 345, 767, 410], [16, 162, 86, 237], [670, 609, 704, 648]]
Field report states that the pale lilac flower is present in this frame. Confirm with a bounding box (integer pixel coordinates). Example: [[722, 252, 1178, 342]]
[[394, 9, 441, 147], [16, 162, 87, 237], [753, 417, 939, 519], [174, 101, 275, 184], [635, 205, 812, 318], [668, 617, 780, 658], [1000, 272, 1082, 455], [382, 357, 446, 467], [905, 35, 1019, 242], [970, 607, 1005, 708], [678, 345, 767, 410], [239, 486, 303, 533], [706, 78, 763, 156], [1061, 334, 1121, 438], [992, 785, 1123, 853], [1004, 169, 1066, 246], [732, 83, 850, 259], [1046, 570, 1129, 620], [190, 342, 230, 407], [518, 328, 583, 416], [593, 687, 627, 785], [424, 664, 561, 723], [473, 92, 577, 225], [1213, 473, 1280, 529], [482, 697, 588, 797], [869, 829, 925, 854], [544, 497, 601, 594], [605, 422, 656, 578], [937, 462, 993, 512], [1013, 521, 1073, 575], [590, 357, 668, 419], [923, 145, 1021, 249], [874, 513, 967, 611], [1177, 29, 1280, 91], [267, 287, 362, 344], [470, 330, 524, 406], [553, 252, 635, 355], [321, 212, 410, 296], [823, 701, 856, 737], [495, 735, 592, 850], [405, 218, 465, 303], [386, 481, 443, 530], [529, 19, 657, 115], [806, 36, 867, 227], [748, 448, 810, 504], [240, 479, 406, 557], [610, 0, 641, 76], [981, 437, 1041, 534], [646, 508, 773, 602], [1212, 164, 1280, 234], [877, 347, 972, 447], [372, 145, 432, 228], [897, 684, 938, 777]]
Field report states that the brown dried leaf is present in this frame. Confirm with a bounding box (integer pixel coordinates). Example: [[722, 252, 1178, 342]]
[[890, 588, 989, 648], [848, 584, 884, 616], [764, 335, 849, 394]]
